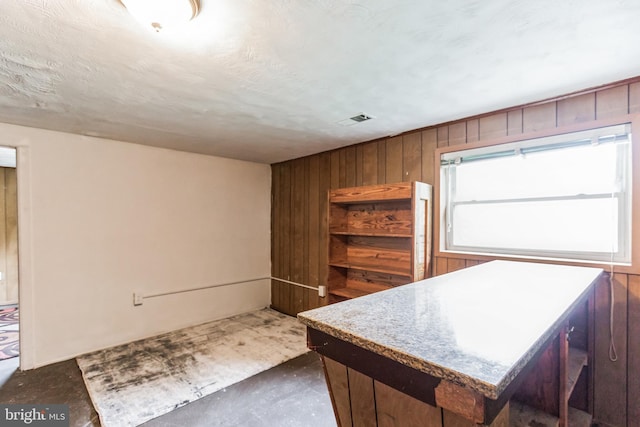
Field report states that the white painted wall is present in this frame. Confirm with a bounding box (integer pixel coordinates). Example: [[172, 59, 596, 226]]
[[1, 122, 272, 368]]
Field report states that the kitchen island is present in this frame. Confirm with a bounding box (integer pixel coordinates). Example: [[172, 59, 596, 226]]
[[298, 260, 603, 426]]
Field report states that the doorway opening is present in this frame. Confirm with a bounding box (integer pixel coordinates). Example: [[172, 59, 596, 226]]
[[0, 146, 19, 380]]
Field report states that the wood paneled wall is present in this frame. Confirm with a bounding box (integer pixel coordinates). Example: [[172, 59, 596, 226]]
[[271, 79, 640, 427]]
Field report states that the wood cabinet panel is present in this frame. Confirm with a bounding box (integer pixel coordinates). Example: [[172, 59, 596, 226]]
[[375, 381, 442, 427], [442, 404, 509, 427], [323, 357, 352, 427], [348, 368, 377, 427], [513, 337, 561, 416]]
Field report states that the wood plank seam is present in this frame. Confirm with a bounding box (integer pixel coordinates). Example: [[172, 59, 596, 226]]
[[346, 367, 354, 427]]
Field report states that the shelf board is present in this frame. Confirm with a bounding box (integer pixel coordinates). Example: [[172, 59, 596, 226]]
[[330, 231, 412, 238], [510, 401, 591, 427], [331, 197, 412, 205], [329, 282, 392, 299], [328, 262, 412, 278], [568, 347, 588, 397], [329, 183, 413, 204], [568, 406, 592, 427], [329, 287, 370, 299], [510, 400, 559, 427]]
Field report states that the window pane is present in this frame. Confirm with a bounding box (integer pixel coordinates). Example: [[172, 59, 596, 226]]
[[440, 123, 632, 264], [452, 198, 619, 254], [454, 143, 620, 202]]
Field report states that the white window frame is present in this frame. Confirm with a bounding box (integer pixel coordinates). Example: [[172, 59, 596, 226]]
[[433, 115, 640, 274]]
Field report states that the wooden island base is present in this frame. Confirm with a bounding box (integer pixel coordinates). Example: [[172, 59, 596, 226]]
[[321, 354, 593, 427], [322, 356, 510, 427], [299, 262, 602, 427]]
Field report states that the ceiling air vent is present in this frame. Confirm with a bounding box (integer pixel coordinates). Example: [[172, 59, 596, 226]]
[[350, 114, 372, 122], [338, 113, 375, 126]]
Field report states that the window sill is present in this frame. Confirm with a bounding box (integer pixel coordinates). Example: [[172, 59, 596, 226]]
[[434, 248, 638, 275]]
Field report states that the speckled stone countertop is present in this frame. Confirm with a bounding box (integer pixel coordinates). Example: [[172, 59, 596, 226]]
[[298, 260, 602, 400]]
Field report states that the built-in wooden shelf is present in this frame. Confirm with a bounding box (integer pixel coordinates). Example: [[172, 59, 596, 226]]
[[567, 406, 593, 426], [567, 347, 588, 397], [510, 401, 592, 427], [329, 231, 412, 238], [328, 182, 414, 204], [328, 261, 413, 278], [327, 182, 432, 303], [512, 303, 595, 427], [329, 281, 392, 300], [510, 400, 560, 427]]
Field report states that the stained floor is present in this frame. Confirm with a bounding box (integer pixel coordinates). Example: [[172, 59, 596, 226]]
[[0, 352, 336, 427], [0, 357, 100, 427]]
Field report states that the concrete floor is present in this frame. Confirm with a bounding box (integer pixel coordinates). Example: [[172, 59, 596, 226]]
[[0, 352, 336, 427], [0, 357, 100, 427]]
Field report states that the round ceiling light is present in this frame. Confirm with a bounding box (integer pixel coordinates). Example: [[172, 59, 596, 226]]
[[121, 0, 200, 32]]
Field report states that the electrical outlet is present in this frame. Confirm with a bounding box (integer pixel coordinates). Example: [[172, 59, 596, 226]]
[[318, 285, 327, 298], [133, 292, 144, 306]]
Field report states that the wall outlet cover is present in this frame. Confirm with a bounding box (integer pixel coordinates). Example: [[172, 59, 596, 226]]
[[133, 292, 143, 306]]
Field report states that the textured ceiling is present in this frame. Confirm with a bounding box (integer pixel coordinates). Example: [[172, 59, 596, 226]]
[[1, 1, 639, 164]]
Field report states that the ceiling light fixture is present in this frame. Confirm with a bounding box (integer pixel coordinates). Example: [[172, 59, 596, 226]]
[[121, 0, 200, 32]]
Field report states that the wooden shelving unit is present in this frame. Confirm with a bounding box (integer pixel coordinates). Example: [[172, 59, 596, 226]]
[[511, 401, 592, 427], [511, 296, 595, 427], [567, 348, 588, 398], [327, 182, 432, 303]]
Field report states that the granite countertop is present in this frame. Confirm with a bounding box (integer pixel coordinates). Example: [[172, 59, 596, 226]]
[[298, 260, 602, 400]]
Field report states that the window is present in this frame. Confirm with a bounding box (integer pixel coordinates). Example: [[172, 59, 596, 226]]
[[438, 123, 632, 264]]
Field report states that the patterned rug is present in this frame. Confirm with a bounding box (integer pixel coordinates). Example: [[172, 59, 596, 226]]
[[0, 305, 19, 360], [77, 308, 308, 427]]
